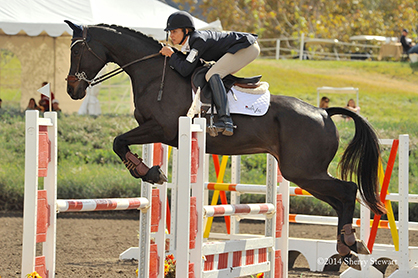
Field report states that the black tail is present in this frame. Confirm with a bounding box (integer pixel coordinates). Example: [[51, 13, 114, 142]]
[[326, 107, 386, 215]]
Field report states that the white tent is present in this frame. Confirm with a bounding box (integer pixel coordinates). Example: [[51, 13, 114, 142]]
[[0, 0, 217, 113]]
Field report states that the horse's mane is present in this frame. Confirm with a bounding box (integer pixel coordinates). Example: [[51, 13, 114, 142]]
[[95, 23, 161, 47]]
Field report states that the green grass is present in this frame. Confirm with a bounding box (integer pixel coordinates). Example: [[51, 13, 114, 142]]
[[239, 60, 418, 125], [0, 59, 417, 219]]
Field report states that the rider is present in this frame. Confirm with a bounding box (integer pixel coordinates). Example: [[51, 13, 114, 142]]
[[159, 11, 260, 136]]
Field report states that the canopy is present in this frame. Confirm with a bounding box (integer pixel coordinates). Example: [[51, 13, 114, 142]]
[[0, 0, 209, 39], [0, 0, 217, 113]]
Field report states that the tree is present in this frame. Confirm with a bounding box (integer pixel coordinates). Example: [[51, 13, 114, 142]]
[[173, 0, 417, 40]]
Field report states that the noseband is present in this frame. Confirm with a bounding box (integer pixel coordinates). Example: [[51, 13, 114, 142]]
[[66, 26, 160, 87]]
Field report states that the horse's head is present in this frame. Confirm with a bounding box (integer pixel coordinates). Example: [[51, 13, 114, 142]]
[[65, 20, 107, 100]]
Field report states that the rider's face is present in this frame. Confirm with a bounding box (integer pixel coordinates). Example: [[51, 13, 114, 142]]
[[170, 28, 186, 45]]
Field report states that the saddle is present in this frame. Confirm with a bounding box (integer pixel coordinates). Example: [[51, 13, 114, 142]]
[[191, 65, 263, 101]]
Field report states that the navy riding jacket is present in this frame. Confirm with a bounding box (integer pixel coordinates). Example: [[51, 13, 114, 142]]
[[168, 30, 258, 77]]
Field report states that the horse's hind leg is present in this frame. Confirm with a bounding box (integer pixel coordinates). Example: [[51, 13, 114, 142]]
[[295, 176, 368, 270]]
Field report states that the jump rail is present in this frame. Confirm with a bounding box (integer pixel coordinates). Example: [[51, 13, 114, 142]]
[[56, 198, 150, 212]]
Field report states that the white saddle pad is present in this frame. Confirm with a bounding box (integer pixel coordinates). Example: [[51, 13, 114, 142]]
[[227, 82, 270, 116], [187, 82, 270, 118]]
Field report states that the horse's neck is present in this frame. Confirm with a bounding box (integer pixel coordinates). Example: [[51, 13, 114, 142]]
[[103, 34, 163, 86], [107, 40, 158, 67], [94, 27, 157, 66], [95, 28, 191, 99]]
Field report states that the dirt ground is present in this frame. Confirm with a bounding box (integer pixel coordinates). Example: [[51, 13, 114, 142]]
[[1, 211, 417, 278]]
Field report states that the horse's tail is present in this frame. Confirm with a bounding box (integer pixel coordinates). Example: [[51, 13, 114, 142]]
[[326, 107, 387, 215]]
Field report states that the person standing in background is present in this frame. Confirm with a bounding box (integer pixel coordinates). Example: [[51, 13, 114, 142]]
[[319, 96, 330, 108], [400, 29, 413, 54], [52, 99, 62, 113], [25, 98, 43, 111]]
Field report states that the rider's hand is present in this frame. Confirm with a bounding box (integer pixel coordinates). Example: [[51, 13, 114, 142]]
[[160, 46, 174, 57]]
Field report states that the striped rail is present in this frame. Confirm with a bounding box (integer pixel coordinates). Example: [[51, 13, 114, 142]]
[[204, 203, 275, 217], [289, 213, 418, 231], [201, 237, 280, 278], [207, 183, 418, 203], [56, 197, 150, 212]]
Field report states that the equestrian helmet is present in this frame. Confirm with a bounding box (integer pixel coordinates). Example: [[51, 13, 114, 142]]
[[164, 11, 195, 31]]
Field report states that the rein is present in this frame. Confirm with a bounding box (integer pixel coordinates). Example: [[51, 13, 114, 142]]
[[66, 26, 164, 91], [89, 52, 160, 86]]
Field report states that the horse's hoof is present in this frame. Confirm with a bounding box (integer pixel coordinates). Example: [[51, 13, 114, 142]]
[[342, 239, 370, 255], [141, 166, 168, 185], [355, 240, 370, 255], [343, 252, 362, 271], [340, 224, 370, 254]]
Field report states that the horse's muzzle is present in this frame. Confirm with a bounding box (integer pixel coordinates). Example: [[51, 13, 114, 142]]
[[66, 75, 87, 100]]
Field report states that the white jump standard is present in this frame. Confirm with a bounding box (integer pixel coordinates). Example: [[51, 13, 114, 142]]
[[21, 110, 159, 278], [170, 117, 289, 278]]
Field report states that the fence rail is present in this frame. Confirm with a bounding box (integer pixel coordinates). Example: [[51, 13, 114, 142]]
[[258, 33, 383, 61]]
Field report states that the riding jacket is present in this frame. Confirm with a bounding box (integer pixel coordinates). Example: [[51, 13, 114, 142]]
[[168, 30, 258, 77]]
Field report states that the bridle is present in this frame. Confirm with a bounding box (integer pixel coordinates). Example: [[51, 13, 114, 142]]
[[66, 26, 163, 90]]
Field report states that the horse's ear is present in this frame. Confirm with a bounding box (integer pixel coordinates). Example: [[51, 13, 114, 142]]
[[64, 20, 83, 38]]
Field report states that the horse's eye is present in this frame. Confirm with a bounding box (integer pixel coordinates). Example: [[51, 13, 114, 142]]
[[73, 50, 79, 55]]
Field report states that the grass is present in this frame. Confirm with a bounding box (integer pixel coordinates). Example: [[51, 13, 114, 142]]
[[0, 58, 417, 219], [239, 60, 418, 125]]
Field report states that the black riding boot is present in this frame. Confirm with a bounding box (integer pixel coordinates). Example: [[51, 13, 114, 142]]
[[208, 74, 234, 136]]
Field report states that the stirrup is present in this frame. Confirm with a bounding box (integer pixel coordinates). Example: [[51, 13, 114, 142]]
[[206, 116, 221, 137], [206, 116, 235, 137]]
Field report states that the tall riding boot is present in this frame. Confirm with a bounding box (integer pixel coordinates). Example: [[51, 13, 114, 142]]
[[208, 74, 234, 136]]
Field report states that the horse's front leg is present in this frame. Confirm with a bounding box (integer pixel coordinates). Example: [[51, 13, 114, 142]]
[[113, 120, 168, 184]]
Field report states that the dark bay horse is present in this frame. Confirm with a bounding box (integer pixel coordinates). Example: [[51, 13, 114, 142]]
[[65, 21, 386, 269]]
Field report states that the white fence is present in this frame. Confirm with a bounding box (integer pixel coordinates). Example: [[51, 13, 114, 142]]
[[259, 33, 382, 61]]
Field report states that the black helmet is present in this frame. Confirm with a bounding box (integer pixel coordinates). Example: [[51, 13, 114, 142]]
[[164, 11, 195, 31]]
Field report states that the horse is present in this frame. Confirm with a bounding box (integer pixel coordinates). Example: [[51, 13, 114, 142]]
[[65, 21, 386, 269]]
